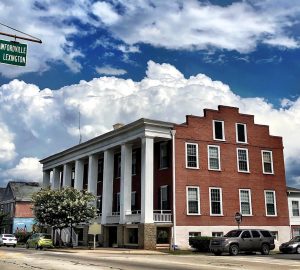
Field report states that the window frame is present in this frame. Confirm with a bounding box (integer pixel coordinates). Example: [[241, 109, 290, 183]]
[[207, 145, 221, 171], [239, 189, 252, 216], [213, 120, 225, 141], [186, 186, 201, 215], [159, 142, 169, 169], [237, 148, 250, 173], [185, 142, 199, 169], [261, 150, 274, 174], [264, 190, 277, 217], [160, 185, 169, 210], [132, 151, 137, 176], [236, 123, 248, 144], [131, 191, 136, 210], [209, 187, 223, 216], [292, 200, 300, 217]]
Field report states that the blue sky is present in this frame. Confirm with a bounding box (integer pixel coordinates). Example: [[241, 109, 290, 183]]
[[0, 0, 300, 187]]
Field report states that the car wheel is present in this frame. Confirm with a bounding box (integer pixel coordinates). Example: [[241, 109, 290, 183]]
[[261, 244, 270, 255], [229, 244, 239, 256], [214, 251, 222, 256], [296, 246, 300, 254], [26, 243, 29, 249]]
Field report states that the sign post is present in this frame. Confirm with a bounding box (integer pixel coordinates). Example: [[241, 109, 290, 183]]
[[0, 39, 27, 66], [88, 222, 102, 250], [234, 212, 242, 229]]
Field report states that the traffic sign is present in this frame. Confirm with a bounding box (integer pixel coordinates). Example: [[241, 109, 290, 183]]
[[235, 212, 242, 223], [0, 39, 27, 66]]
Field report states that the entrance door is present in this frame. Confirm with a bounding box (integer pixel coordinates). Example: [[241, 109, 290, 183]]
[[108, 227, 117, 247]]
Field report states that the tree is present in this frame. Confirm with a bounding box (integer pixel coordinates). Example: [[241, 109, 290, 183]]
[[32, 187, 96, 247]]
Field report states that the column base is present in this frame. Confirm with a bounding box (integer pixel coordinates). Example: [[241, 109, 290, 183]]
[[138, 223, 156, 250]]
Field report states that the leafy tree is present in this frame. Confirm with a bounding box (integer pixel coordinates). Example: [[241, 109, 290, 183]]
[[32, 187, 96, 247]]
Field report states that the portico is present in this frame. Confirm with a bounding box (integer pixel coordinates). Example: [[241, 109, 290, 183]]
[[40, 118, 174, 249]]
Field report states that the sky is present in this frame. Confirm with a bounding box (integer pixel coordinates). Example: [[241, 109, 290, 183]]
[[0, 0, 300, 188]]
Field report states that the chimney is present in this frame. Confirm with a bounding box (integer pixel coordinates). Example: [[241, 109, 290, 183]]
[[113, 123, 124, 130]]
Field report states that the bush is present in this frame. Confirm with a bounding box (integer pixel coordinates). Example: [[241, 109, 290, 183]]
[[189, 236, 213, 252], [15, 232, 32, 243]]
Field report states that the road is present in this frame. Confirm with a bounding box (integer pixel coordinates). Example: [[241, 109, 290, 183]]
[[0, 247, 300, 270]]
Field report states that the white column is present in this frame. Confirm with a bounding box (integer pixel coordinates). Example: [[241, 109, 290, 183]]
[[52, 167, 60, 190], [88, 155, 98, 196], [42, 170, 51, 188], [63, 163, 72, 187], [101, 150, 114, 224], [141, 136, 154, 223], [120, 144, 132, 224], [74, 159, 84, 190]]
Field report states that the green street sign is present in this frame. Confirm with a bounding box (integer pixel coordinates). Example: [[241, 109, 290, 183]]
[[0, 39, 27, 66]]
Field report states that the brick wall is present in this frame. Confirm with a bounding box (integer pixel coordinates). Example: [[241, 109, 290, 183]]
[[174, 105, 289, 227], [15, 202, 34, 218]]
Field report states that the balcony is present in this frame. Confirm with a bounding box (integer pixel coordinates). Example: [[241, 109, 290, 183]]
[[153, 210, 172, 223], [125, 210, 141, 223], [106, 212, 120, 224]]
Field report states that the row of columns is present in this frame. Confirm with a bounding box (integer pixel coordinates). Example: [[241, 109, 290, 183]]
[[42, 136, 155, 224]]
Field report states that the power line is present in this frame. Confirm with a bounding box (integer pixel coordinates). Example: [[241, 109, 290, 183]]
[[0, 22, 42, 44]]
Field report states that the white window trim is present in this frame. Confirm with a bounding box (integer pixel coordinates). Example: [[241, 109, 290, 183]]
[[261, 150, 274, 174], [236, 148, 250, 173], [239, 189, 252, 216], [236, 123, 248, 144], [186, 186, 201, 215], [116, 192, 120, 213], [291, 200, 300, 217], [264, 190, 277, 217], [132, 151, 137, 176], [209, 187, 223, 216], [160, 185, 168, 210], [159, 142, 169, 170], [185, 142, 199, 169], [207, 145, 221, 171], [213, 120, 225, 141]]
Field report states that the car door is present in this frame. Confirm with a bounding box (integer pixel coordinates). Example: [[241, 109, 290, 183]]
[[251, 230, 262, 250], [239, 230, 253, 251]]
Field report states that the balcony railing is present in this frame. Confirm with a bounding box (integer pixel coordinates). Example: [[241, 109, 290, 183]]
[[125, 210, 141, 223], [106, 212, 120, 224], [153, 210, 172, 223]]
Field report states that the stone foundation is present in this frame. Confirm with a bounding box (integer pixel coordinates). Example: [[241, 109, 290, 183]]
[[138, 223, 157, 250]]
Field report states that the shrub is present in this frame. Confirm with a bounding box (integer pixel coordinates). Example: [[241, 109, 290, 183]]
[[15, 232, 32, 243], [189, 236, 213, 252]]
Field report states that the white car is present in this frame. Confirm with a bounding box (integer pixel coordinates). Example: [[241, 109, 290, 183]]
[[0, 234, 17, 247]]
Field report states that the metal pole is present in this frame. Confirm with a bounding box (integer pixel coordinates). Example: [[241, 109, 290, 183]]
[[0, 31, 42, 43], [171, 130, 177, 250]]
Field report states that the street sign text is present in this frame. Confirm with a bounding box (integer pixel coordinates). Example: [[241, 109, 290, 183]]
[[0, 39, 27, 66]]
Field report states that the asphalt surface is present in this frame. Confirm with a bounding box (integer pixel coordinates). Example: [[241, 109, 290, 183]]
[[0, 247, 300, 270]]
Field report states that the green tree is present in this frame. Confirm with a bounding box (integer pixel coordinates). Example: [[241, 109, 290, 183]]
[[32, 187, 96, 247]]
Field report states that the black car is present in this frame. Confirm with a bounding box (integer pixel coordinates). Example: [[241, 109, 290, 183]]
[[279, 236, 300, 254]]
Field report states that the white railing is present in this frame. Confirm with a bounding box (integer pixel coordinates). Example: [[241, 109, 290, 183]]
[[153, 210, 172, 223], [106, 212, 120, 224], [125, 210, 141, 223]]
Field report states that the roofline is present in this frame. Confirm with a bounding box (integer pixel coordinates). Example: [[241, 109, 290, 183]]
[[40, 118, 174, 164]]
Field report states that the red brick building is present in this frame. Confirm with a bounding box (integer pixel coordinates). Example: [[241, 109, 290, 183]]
[[40, 105, 290, 249]]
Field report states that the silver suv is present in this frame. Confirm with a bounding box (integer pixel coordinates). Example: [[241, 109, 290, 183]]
[[209, 229, 275, 256]]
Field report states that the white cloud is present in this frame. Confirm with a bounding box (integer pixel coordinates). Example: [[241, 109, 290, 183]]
[[95, 65, 127, 76], [0, 124, 16, 162], [92, 1, 120, 25], [1, 61, 300, 186]]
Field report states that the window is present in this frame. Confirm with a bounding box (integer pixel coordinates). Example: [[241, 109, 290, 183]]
[[237, 148, 249, 172], [251, 230, 260, 238], [189, 232, 201, 239], [262, 150, 274, 174], [160, 185, 169, 210], [210, 187, 223, 215], [96, 195, 102, 215], [265, 190, 277, 216], [131, 191, 136, 210], [213, 120, 225, 141], [97, 159, 103, 182], [132, 151, 137, 175], [241, 231, 251, 238], [186, 143, 199, 169], [160, 142, 169, 169], [212, 232, 223, 237], [236, 123, 247, 143], [260, 230, 272, 237], [208, 145, 221, 170], [271, 231, 278, 241], [239, 189, 252, 215], [293, 228, 300, 237], [116, 192, 120, 213], [186, 186, 200, 215], [117, 155, 121, 178], [292, 201, 300, 217]]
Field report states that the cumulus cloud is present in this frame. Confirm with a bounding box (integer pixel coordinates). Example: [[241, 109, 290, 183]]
[[96, 65, 127, 76], [0, 124, 16, 162], [1, 61, 300, 187]]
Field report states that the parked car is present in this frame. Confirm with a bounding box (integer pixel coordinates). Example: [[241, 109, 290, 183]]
[[0, 234, 17, 247], [209, 229, 275, 256], [26, 233, 53, 250], [279, 236, 300, 254]]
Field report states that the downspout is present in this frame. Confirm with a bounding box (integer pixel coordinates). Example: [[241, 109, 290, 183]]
[[171, 129, 177, 250]]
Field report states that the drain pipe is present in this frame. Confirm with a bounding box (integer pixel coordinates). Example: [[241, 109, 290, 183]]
[[171, 129, 177, 250]]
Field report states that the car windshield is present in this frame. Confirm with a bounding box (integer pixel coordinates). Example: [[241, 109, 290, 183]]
[[3, 234, 15, 238], [41, 235, 52, 239], [290, 236, 300, 242], [224, 230, 242, 237]]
